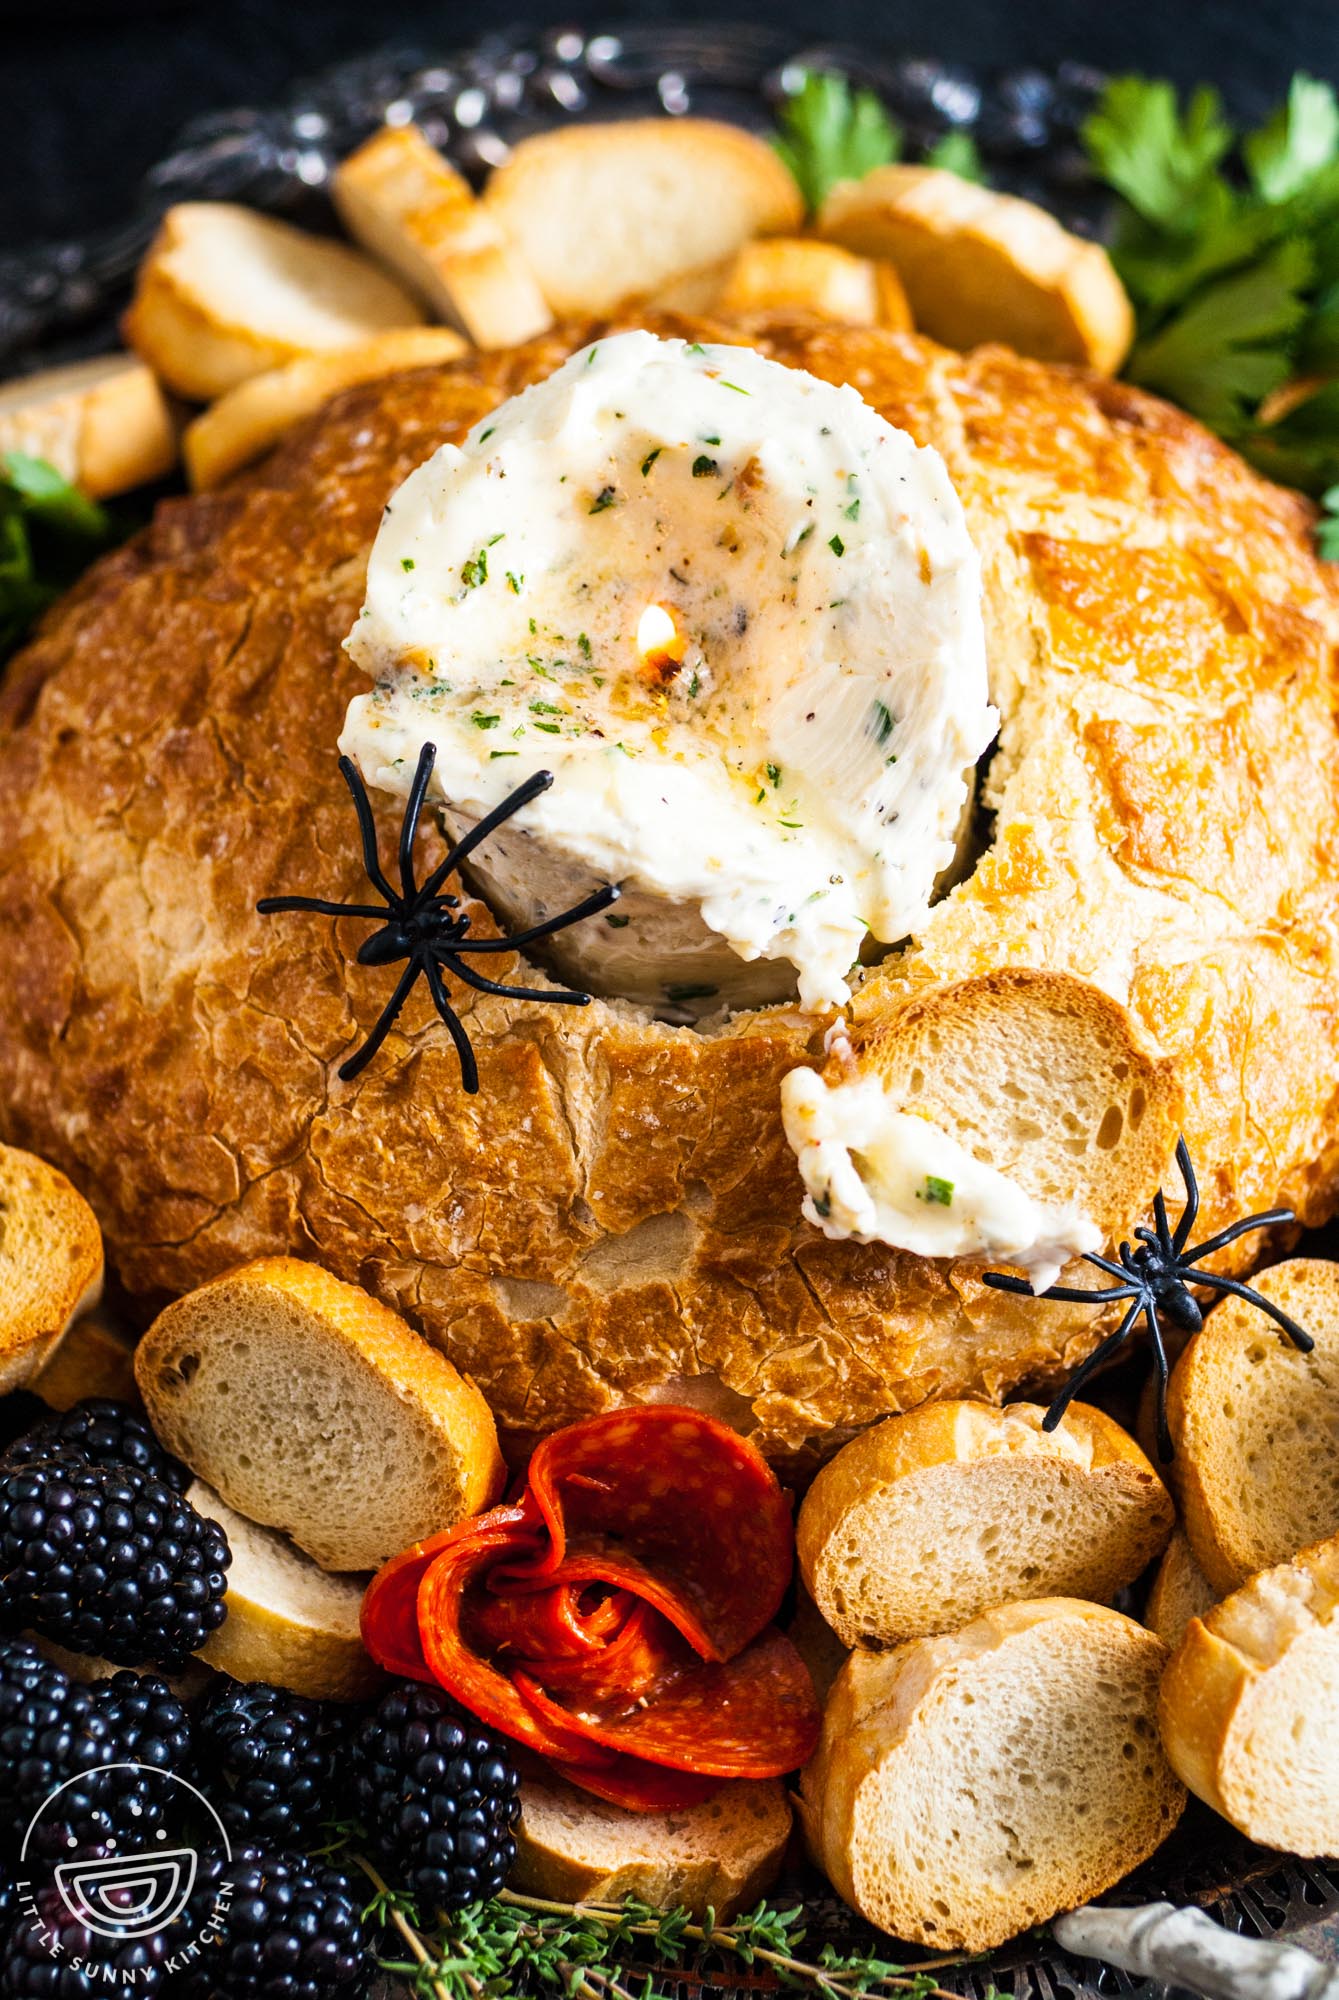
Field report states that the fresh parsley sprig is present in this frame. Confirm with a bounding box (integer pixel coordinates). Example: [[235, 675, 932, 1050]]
[[0, 451, 121, 664], [1081, 71, 1339, 508], [773, 70, 986, 214]]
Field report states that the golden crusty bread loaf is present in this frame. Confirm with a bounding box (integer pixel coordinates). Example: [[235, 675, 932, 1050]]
[[188, 1480, 383, 1699], [1159, 1532, 1339, 1853], [136, 1258, 503, 1570], [1145, 1528, 1217, 1651], [797, 1399, 1173, 1648], [0, 1144, 104, 1394], [1, 315, 1338, 1465], [800, 1599, 1184, 1950], [1168, 1259, 1339, 1594], [511, 1773, 791, 1920]]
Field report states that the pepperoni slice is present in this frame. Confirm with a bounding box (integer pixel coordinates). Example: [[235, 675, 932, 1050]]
[[360, 1407, 819, 1807]]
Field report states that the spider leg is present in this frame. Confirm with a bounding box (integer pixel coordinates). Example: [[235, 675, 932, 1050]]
[[422, 953, 481, 1096], [982, 1272, 1137, 1306], [398, 742, 437, 902], [1172, 1137, 1199, 1252], [1152, 1187, 1177, 1259], [437, 951, 594, 1007], [1179, 1209, 1295, 1265], [1042, 1296, 1144, 1433], [419, 769, 555, 900], [257, 896, 390, 920], [1186, 1270, 1315, 1351], [337, 756, 399, 906], [1142, 1297, 1174, 1462], [1078, 1251, 1138, 1284], [337, 958, 423, 1082], [452, 881, 623, 951]]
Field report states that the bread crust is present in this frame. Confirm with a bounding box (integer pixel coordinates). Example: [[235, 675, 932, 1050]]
[[2, 315, 1338, 1464], [1158, 1533, 1339, 1852]]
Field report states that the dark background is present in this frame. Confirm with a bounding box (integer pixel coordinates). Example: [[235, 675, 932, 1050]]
[[5, 0, 1339, 254]]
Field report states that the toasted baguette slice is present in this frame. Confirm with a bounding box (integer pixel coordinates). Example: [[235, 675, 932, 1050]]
[[1145, 1529, 1216, 1651], [135, 1257, 504, 1571], [0, 1144, 104, 1395], [798, 1400, 1173, 1648], [0, 355, 178, 497], [800, 1600, 1183, 1950], [809, 966, 1182, 1253], [1159, 1533, 1339, 1853], [184, 327, 467, 489], [713, 238, 895, 327], [31, 1307, 139, 1410], [818, 165, 1133, 371], [333, 125, 552, 347], [124, 203, 424, 401], [188, 1480, 382, 1699], [483, 120, 803, 315], [513, 1772, 791, 1920], [1168, 1259, 1339, 1594]]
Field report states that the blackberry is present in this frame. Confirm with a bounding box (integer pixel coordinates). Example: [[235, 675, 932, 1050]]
[[0, 1455, 230, 1671], [195, 1681, 339, 1844], [0, 1885, 172, 1996], [350, 1681, 519, 1914], [87, 1669, 193, 1774], [181, 1846, 371, 2000], [0, 1639, 165, 1864], [4, 1400, 190, 1494]]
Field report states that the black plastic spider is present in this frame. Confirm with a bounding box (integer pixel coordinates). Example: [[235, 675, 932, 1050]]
[[982, 1137, 1313, 1460], [258, 742, 620, 1093]]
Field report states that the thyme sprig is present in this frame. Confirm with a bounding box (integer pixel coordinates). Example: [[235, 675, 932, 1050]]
[[365, 1876, 982, 2000]]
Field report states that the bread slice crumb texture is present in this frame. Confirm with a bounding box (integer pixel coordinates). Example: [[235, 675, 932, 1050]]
[[135, 1257, 503, 1572], [801, 1600, 1183, 1950], [1169, 1258, 1339, 1593], [513, 1772, 791, 1919], [0, 1144, 104, 1395], [798, 1400, 1173, 1648]]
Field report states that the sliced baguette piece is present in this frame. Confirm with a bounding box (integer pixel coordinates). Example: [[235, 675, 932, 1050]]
[[798, 1399, 1173, 1649], [797, 966, 1182, 1258], [1159, 1533, 1339, 1853], [1168, 1259, 1339, 1594], [188, 1480, 382, 1700], [124, 203, 424, 401], [0, 354, 178, 497], [817, 165, 1133, 372], [799, 1600, 1184, 1951], [512, 1772, 791, 1920], [1145, 1528, 1217, 1651], [135, 1256, 504, 1572], [332, 125, 552, 347], [31, 1306, 139, 1410], [482, 119, 804, 315], [0, 1143, 104, 1395], [184, 327, 468, 489], [713, 238, 897, 327]]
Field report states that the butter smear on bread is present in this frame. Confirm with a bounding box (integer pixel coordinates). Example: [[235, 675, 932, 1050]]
[[341, 330, 996, 1014], [781, 1065, 1099, 1281]]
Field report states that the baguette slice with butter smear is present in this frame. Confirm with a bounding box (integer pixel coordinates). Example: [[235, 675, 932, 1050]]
[[800, 1600, 1183, 1951], [798, 1399, 1173, 1649], [136, 1256, 504, 1572], [513, 1772, 791, 1920]]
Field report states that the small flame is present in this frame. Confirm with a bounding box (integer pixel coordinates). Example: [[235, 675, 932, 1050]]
[[636, 603, 684, 664]]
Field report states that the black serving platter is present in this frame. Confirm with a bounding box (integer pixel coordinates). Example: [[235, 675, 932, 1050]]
[[4, 23, 1338, 1995]]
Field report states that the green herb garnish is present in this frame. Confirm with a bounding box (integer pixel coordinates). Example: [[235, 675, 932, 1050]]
[[773, 69, 901, 212], [470, 712, 500, 729], [0, 453, 121, 665], [641, 446, 663, 476], [924, 128, 986, 182], [921, 1176, 955, 1207], [828, 533, 845, 556], [589, 486, 618, 513], [692, 455, 719, 478], [870, 698, 895, 745]]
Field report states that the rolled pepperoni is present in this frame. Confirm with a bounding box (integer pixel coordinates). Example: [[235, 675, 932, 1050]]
[[360, 1407, 819, 1809]]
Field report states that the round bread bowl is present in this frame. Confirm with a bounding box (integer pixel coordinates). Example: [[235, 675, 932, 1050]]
[[1, 310, 1337, 1467]]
